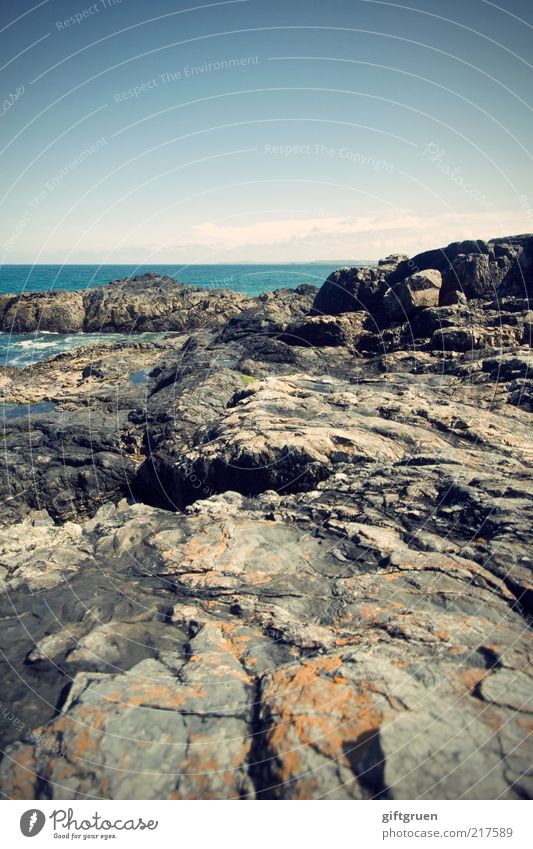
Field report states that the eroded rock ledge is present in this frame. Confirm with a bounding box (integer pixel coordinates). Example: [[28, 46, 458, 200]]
[[0, 233, 531, 800], [0, 273, 316, 334]]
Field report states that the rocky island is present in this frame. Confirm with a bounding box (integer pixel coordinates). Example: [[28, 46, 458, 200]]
[[0, 233, 532, 800]]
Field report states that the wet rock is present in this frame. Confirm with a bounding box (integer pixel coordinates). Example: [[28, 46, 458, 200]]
[[81, 363, 105, 380], [0, 408, 140, 523]]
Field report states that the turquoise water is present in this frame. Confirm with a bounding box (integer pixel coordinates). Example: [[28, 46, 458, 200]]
[[0, 263, 349, 298], [0, 263, 361, 367]]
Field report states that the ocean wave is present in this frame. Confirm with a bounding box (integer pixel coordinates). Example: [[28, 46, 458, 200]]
[[0, 330, 170, 367]]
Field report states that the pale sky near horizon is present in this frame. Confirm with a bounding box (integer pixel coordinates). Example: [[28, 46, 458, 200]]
[[1, 0, 532, 263]]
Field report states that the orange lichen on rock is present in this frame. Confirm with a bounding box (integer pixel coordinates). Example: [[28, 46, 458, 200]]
[[0, 746, 38, 799], [261, 656, 386, 793], [457, 667, 489, 694]]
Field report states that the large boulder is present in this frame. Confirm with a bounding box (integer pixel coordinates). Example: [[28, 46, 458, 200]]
[[408, 304, 462, 339], [311, 266, 389, 317], [383, 269, 442, 322]]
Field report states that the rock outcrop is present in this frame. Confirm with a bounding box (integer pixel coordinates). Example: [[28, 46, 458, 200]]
[[0, 273, 242, 334], [0, 274, 317, 335], [312, 234, 533, 321], [0, 234, 531, 800], [383, 269, 442, 321]]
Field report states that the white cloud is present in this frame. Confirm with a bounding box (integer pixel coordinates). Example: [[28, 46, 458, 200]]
[[188, 214, 416, 249], [11, 210, 530, 264], [175, 210, 531, 261]]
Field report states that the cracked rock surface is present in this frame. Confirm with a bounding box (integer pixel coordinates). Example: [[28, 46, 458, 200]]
[[0, 235, 531, 799]]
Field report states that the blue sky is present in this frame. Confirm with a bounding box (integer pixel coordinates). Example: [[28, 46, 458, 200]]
[[1, 0, 532, 263]]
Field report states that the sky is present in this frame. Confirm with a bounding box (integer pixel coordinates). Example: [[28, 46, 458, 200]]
[[0, 0, 532, 263]]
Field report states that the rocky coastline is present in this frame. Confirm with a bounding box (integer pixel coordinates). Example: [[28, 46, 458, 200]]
[[0, 233, 532, 800]]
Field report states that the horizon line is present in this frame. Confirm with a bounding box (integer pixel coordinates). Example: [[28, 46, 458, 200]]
[[1, 259, 377, 267]]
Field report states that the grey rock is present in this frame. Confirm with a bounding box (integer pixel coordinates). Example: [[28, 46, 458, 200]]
[[311, 266, 389, 317], [0, 234, 532, 801], [0, 273, 246, 334], [431, 326, 479, 352], [383, 269, 442, 322], [281, 313, 366, 347]]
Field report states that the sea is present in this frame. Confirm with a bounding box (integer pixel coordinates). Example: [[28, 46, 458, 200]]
[[0, 263, 362, 368]]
